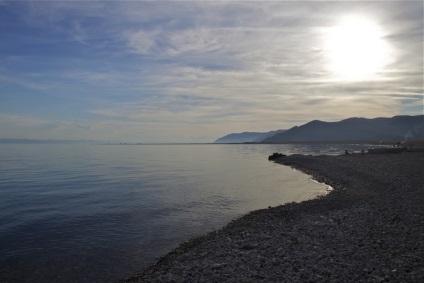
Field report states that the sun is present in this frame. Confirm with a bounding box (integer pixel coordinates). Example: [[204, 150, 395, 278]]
[[323, 16, 391, 81]]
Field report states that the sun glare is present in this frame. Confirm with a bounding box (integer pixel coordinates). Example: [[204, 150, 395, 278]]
[[324, 16, 391, 81]]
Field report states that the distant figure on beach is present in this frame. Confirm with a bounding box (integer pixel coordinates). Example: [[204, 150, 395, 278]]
[[361, 149, 365, 155], [345, 149, 349, 155]]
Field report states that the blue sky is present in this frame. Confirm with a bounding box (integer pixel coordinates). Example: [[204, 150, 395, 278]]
[[0, 0, 423, 142]]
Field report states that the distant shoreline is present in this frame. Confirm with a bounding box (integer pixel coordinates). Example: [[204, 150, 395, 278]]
[[217, 140, 424, 147], [124, 152, 424, 282], [0, 138, 103, 145], [2, 138, 424, 147]]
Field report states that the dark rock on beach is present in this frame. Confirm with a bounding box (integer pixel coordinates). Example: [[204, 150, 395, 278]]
[[123, 153, 424, 282], [268, 152, 286, 161]]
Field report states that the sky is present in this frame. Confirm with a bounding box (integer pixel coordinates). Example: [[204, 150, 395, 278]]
[[0, 0, 423, 143]]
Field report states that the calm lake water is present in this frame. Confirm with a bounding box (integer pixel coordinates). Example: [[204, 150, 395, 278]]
[[0, 143, 364, 282]]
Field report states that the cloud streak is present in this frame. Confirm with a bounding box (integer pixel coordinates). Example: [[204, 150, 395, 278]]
[[0, 1, 422, 142]]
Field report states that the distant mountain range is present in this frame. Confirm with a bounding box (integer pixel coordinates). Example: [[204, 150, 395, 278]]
[[214, 129, 286, 143], [214, 115, 424, 143]]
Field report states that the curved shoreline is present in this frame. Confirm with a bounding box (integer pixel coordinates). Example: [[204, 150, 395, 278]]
[[123, 153, 424, 282]]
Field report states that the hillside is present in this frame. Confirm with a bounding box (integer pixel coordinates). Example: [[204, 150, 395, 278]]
[[261, 115, 424, 143], [214, 130, 286, 143]]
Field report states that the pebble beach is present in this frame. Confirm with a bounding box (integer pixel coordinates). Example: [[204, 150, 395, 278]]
[[123, 152, 424, 282]]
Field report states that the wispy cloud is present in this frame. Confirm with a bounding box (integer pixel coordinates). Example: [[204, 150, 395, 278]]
[[69, 21, 87, 44], [0, 0, 422, 142]]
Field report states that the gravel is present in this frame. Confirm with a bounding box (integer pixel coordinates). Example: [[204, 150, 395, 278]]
[[122, 152, 424, 282]]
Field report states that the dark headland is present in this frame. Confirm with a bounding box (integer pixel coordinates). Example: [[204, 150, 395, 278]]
[[123, 152, 424, 282]]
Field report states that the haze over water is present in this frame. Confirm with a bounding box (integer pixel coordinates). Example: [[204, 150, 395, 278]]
[[0, 143, 365, 282]]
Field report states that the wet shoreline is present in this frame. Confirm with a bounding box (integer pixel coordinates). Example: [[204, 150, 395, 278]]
[[123, 153, 424, 282]]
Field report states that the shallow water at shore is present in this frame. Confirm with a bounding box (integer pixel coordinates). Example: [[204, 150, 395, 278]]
[[0, 143, 363, 282], [130, 153, 424, 282]]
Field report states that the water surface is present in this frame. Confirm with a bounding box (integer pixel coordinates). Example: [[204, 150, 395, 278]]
[[0, 143, 358, 282]]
